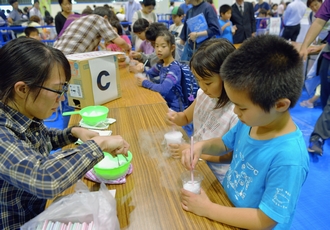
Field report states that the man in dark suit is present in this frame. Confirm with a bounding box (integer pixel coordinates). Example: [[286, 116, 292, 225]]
[[230, 0, 256, 44]]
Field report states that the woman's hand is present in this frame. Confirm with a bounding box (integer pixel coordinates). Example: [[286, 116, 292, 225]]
[[92, 135, 130, 156], [188, 32, 198, 42], [71, 127, 99, 142]]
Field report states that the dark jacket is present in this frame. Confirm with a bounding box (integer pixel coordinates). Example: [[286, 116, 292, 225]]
[[230, 2, 256, 44]]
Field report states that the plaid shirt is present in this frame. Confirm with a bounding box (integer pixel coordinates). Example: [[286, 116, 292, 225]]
[[0, 102, 104, 229], [54, 14, 119, 55]]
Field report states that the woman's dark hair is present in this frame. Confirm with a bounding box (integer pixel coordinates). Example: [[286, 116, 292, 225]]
[[58, 0, 72, 5], [0, 37, 71, 105], [111, 20, 123, 35], [190, 38, 236, 109], [132, 18, 149, 33]]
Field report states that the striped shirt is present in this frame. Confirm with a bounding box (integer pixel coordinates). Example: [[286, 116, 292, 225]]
[[0, 102, 104, 229], [54, 14, 118, 55]]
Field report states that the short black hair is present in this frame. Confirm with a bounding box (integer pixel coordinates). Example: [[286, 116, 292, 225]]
[[219, 4, 231, 15], [133, 18, 149, 33], [9, 0, 17, 5], [145, 22, 168, 41], [142, 0, 156, 7], [259, 8, 268, 16], [44, 16, 54, 25], [24, 26, 38, 37], [220, 35, 303, 112], [307, 0, 322, 7]]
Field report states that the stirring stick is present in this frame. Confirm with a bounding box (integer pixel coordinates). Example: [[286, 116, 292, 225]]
[[190, 136, 194, 183], [142, 60, 148, 69]]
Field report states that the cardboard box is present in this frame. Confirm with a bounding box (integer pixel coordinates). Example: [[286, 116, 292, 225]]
[[66, 51, 122, 108]]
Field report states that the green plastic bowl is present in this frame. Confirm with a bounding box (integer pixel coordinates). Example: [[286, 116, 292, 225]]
[[80, 106, 109, 126], [94, 151, 133, 180], [62, 105, 109, 126]]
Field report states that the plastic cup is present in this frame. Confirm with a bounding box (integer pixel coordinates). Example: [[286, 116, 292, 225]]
[[134, 73, 146, 78], [181, 170, 203, 194], [164, 131, 183, 145]]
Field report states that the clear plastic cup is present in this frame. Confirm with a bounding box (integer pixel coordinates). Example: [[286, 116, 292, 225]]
[[181, 170, 203, 194], [164, 131, 183, 145], [134, 73, 146, 78]]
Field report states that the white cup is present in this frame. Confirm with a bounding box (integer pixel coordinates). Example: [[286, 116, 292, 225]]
[[134, 73, 146, 78], [164, 131, 183, 145], [181, 170, 203, 194]]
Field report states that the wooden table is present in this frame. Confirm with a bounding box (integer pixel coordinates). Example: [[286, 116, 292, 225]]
[[104, 67, 166, 109], [47, 66, 239, 230]]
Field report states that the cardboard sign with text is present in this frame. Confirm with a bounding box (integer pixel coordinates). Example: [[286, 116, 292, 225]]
[[66, 51, 122, 108]]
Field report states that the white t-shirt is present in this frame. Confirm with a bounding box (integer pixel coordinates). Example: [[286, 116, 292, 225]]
[[169, 23, 184, 43], [193, 89, 238, 182]]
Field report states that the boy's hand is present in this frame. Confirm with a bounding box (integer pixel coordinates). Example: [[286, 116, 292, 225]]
[[181, 141, 203, 170], [181, 188, 212, 217]]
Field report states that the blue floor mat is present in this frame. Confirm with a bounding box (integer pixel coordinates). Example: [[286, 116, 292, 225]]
[[290, 89, 330, 229]]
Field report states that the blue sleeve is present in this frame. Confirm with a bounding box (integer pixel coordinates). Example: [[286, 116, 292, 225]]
[[204, 5, 221, 38], [146, 64, 161, 80], [222, 121, 242, 151], [142, 63, 181, 97], [254, 4, 259, 12], [180, 14, 188, 42]]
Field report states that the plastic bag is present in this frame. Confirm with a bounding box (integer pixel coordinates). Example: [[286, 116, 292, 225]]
[[21, 180, 119, 230]]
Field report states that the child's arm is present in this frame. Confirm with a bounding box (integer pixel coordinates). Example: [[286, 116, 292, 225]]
[[182, 137, 228, 170], [142, 64, 180, 96], [221, 21, 231, 31], [201, 151, 232, 163], [166, 100, 196, 126], [181, 192, 277, 230]]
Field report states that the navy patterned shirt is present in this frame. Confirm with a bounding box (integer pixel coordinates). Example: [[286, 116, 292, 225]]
[[0, 102, 104, 229]]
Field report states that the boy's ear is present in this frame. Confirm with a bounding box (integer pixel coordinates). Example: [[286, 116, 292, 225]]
[[275, 98, 291, 112]]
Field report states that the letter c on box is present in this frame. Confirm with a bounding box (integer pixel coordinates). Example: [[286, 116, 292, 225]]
[[97, 70, 111, 90]]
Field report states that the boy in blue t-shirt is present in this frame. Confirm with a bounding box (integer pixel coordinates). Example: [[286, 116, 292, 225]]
[[218, 4, 236, 44], [181, 35, 309, 230]]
